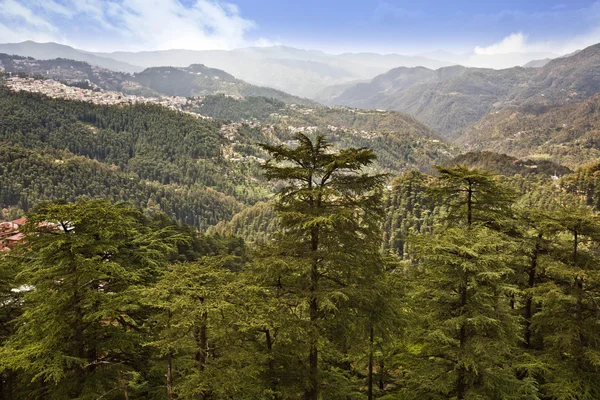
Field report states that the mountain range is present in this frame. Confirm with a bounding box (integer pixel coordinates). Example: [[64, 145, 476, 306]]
[[0, 41, 560, 99], [0, 53, 310, 104], [320, 43, 600, 141], [6, 40, 600, 175]]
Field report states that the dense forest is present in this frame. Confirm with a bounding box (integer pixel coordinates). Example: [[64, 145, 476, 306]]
[[0, 86, 271, 229], [0, 85, 460, 229], [2, 134, 600, 399]]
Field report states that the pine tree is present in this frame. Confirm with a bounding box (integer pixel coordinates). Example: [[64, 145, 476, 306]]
[[535, 202, 600, 399], [0, 245, 19, 400], [142, 255, 258, 399], [258, 133, 386, 399], [0, 199, 184, 399], [404, 166, 538, 399]]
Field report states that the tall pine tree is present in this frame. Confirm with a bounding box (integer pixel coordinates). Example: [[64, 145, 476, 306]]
[[258, 133, 386, 399]]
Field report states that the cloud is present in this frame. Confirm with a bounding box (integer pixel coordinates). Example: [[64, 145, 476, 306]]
[[1, 0, 58, 30], [0, 0, 262, 51], [474, 2, 600, 56], [474, 28, 600, 57], [474, 32, 528, 55]]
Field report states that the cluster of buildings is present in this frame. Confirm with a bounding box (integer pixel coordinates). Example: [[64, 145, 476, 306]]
[[0, 217, 26, 252], [2, 76, 193, 112]]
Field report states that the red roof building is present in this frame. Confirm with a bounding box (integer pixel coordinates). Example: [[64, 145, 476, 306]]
[[11, 217, 27, 227], [0, 218, 27, 251]]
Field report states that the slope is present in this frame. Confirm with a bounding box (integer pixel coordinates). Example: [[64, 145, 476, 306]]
[[0, 41, 142, 73], [0, 54, 311, 104], [187, 94, 460, 173], [0, 85, 270, 229], [323, 42, 600, 141], [458, 94, 600, 169]]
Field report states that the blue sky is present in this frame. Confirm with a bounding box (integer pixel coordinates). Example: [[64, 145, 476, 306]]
[[1, 0, 599, 54]]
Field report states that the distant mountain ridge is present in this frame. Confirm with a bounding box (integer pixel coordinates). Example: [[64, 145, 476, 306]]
[[91, 46, 452, 98], [320, 42, 600, 141], [0, 41, 143, 73], [0, 41, 564, 99], [0, 53, 311, 104]]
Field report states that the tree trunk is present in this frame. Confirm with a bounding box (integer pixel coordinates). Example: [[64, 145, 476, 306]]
[[457, 183, 472, 399], [119, 370, 129, 400], [379, 359, 384, 391], [1, 370, 12, 400], [524, 234, 541, 349], [165, 309, 174, 400], [195, 311, 208, 400], [306, 227, 319, 400], [265, 329, 279, 400], [573, 230, 586, 349], [307, 290, 318, 400], [368, 326, 374, 400], [167, 351, 174, 400], [73, 274, 86, 397], [467, 182, 473, 227], [457, 273, 468, 400]]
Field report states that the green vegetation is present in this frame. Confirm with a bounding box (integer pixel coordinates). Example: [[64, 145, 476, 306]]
[[0, 144, 243, 230], [459, 94, 600, 168], [3, 135, 600, 399], [192, 94, 287, 121], [447, 151, 572, 177], [0, 85, 460, 232], [0, 87, 269, 229]]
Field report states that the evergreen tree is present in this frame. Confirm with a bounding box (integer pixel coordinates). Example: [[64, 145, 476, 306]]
[[258, 133, 386, 399], [404, 167, 537, 399], [0, 200, 184, 399], [535, 202, 600, 399], [0, 244, 19, 400]]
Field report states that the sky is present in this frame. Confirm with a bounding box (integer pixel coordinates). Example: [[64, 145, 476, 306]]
[[1, 0, 600, 55]]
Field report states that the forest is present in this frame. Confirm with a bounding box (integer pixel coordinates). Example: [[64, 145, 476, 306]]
[[0, 85, 462, 230], [2, 133, 600, 400]]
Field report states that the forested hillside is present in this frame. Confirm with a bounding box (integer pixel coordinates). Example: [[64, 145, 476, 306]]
[[446, 151, 572, 176], [0, 86, 269, 229], [0, 82, 460, 230], [0, 144, 244, 229], [191, 94, 459, 173], [2, 136, 600, 399], [459, 94, 600, 168]]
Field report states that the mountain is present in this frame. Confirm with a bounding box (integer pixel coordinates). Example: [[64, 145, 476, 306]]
[[322, 42, 600, 140], [0, 54, 311, 104], [321, 64, 531, 140], [417, 50, 559, 69], [0, 85, 260, 229], [92, 45, 453, 98], [0, 41, 142, 73], [458, 94, 600, 168], [184, 93, 459, 173], [0, 41, 564, 101], [523, 58, 552, 68], [133, 64, 310, 103], [0, 72, 459, 228]]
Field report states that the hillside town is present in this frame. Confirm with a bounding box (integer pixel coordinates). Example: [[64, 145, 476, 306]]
[[2, 75, 193, 110], [0, 217, 27, 252]]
